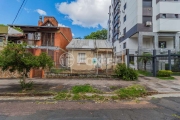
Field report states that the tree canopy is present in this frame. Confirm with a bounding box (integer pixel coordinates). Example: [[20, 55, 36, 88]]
[[84, 29, 107, 40], [0, 43, 53, 83]]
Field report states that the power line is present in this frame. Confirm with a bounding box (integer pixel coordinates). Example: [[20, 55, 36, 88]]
[[12, 0, 26, 25]]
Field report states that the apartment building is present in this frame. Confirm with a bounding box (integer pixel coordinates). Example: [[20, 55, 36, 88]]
[[108, 0, 180, 69]]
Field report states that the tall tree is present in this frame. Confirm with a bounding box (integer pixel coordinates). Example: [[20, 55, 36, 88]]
[[0, 43, 53, 84], [84, 29, 107, 40]]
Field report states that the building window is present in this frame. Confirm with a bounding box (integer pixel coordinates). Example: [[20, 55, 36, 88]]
[[159, 41, 166, 48], [162, 14, 166, 18], [143, 0, 152, 7], [123, 28, 126, 35], [42, 33, 55, 46], [114, 47, 116, 52], [175, 14, 179, 18], [124, 15, 126, 22], [124, 3, 127, 10], [78, 53, 86, 63], [123, 42, 126, 49]]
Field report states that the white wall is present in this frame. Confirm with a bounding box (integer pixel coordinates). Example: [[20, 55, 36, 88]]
[[153, 1, 180, 32]]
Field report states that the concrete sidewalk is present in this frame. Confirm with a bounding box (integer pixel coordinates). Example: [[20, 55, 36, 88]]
[[0, 77, 180, 94]]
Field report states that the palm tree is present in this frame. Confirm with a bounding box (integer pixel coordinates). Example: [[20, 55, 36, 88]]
[[138, 53, 152, 71]]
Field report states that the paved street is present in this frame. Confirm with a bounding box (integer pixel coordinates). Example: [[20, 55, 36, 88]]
[[0, 97, 179, 120]]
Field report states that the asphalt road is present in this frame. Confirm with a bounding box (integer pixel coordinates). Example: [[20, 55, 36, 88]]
[[0, 97, 180, 120]]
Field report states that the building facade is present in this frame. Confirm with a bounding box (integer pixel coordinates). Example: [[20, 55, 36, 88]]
[[108, 0, 180, 70]]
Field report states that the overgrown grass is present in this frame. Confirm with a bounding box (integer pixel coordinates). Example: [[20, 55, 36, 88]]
[[138, 70, 152, 76], [115, 85, 147, 99], [54, 85, 148, 101], [54, 92, 71, 100], [157, 76, 175, 80], [71, 84, 102, 94]]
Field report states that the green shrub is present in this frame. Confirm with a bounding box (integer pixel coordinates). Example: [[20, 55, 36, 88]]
[[114, 63, 138, 81], [157, 70, 172, 77], [19, 80, 33, 90], [116, 85, 147, 99], [71, 84, 99, 94]]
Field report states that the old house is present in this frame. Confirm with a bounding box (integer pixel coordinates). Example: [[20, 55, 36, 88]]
[[66, 39, 113, 72], [9, 16, 73, 78]]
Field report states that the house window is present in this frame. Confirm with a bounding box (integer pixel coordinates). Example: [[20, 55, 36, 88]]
[[42, 33, 55, 46], [78, 53, 86, 63], [124, 15, 126, 22], [124, 3, 127, 10], [159, 41, 166, 48], [123, 42, 126, 49]]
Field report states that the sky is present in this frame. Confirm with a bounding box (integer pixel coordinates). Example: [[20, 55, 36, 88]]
[[0, 0, 111, 38]]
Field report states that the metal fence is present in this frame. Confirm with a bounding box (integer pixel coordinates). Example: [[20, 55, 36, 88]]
[[125, 49, 180, 76]]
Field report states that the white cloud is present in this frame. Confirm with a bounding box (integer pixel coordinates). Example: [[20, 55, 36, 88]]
[[36, 9, 47, 16], [72, 33, 75, 37], [24, 8, 31, 13], [56, 0, 111, 28], [58, 23, 68, 27]]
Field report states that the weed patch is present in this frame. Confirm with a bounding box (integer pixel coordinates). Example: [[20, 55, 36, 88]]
[[115, 85, 147, 99], [71, 84, 101, 94]]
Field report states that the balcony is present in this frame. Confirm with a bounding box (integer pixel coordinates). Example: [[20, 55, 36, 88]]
[[157, 1, 180, 14], [114, 0, 120, 10], [156, 18, 180, 32]]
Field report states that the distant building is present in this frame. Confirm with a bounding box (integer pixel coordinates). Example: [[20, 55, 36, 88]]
[[66, 39, 113, 72], [0, 25, 24, 50], [9, 16, 73, 78]]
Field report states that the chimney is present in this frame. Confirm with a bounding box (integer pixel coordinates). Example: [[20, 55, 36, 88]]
[[38, 16, 43, 26]]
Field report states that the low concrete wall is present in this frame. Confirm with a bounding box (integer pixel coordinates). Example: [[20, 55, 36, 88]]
[[0, 70, 20, 78]]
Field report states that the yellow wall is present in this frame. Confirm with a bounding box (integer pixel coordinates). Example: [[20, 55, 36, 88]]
[[69, 49, 113, 71]]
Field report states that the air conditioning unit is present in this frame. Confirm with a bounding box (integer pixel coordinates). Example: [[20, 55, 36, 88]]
[[17, 40, 23, 44], [146, 21, 152, 27], [34, 32, 41, 40]]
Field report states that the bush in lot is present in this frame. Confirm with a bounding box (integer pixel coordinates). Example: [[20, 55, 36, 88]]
[[157, 70, 172, 77], [114, 63, 138, 81], [116, 85, 147, 99]]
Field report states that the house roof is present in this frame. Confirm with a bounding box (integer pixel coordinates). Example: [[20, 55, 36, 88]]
[[8, 24, 60, 32], [66, 39, 112, 49]]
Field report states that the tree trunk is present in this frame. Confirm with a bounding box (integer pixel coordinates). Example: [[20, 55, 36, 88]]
[[23, 68, 26, 84], [144, 62, 146, 71]]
